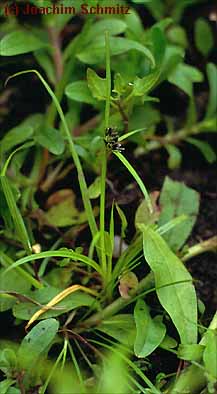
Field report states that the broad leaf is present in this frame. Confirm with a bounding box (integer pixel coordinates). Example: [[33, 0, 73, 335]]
[[44, 189, 88, 227], [0, 268, 31, 312], [203, 330, 217, 379], [178, 344, 204, 362], [142, 226, 198, 344], [88, 176, 101, 199], [134, 299, 166, 357], [0, 114, 43, 155], [158, 177, 199, 251], [87, 68, 107, 101], [35, 126, 65, 155], [194, 18, 214, 57], [97, 314, 135, 347], [13, 286, 98, 320], [18, 318, 59, 370], [0, 379, 15, 394], [65, 80, 96, 105], [0, 31, 47, 56], [86, 18, 127, 43], [132, 69, 161, 97], [168, 63, 203, 97], [77, 37, 155, 66]]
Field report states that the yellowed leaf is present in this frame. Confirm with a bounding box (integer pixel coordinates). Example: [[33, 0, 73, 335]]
[[25, 285, 98, 330]]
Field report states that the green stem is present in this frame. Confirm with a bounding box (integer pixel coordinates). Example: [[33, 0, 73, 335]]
[[99, 31, 111, 282], [40, 342, 66, 394], [182, 236, 217, 262], [6, 70, 98, 239], [75, 272, 155, 332]]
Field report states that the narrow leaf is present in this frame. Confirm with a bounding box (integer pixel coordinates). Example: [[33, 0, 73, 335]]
[[25, 285, 97, 329], [114, 152, 153, 214], [0, 176, 31, 253], [186, 137, 216, 163], [205, 63, 217, 119]]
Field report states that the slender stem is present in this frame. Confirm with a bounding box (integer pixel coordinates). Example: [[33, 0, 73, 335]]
[[182, 236, 217, 262], [6, 70, 98, 239], [47, 26, 63, 83], [99, 31, 111, 282], [75, 272, 155, 332], [40, 343, 65, 394]]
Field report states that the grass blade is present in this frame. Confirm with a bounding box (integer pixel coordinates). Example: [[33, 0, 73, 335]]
[[0, 176, 31, 253], [4, 250, 102, 275], [114, 151, 153, 214]]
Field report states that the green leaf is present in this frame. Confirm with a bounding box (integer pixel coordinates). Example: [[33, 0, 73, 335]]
[[0, 379, 15, 394], [0, 267, 31, 312], [6, 387, 20, 394], [205, 63, 217, 119], [203, 330, 217, 379], [132, 69, 161, 97], [115, 204, 127, 239], [0, 176, 31, 253], [88, 176, 101, 199], [160, 335, 177, 350], [87, 68, 107, 101], [65, 80, 96, 105], [151, 26, 166, 65], [144, 0, 165, 20], [165, 144, 182, 169], [4, 249, 101, 275], [161, 45, 184, 81], [86, 18, 127, 43], [18, 319, 59, 370], [168, 63, 203, 96], [178, 344, 204, 362], [124, 9, 144, 38], [97, 314, 135, 347], [35, 126, 65, 155], [135, 198, 156, 228], [44, 189, 88, 227], [186, 138, 216, 163], [77, 37, 155, 67], [0, 114, 43, 155], [167, 25, 188, 48], [158, 177, 200, 251], [194, 18, 214, 57], [13, 287, 98, 321], [142, 226, 198, 344], [134, 299, 166, 357], [114, 151, 153, 214], [0, 31, 47, 56]]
